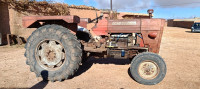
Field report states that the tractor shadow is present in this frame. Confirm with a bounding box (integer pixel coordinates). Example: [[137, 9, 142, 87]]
[[30, 70, 49, 89], [127, 68, 136, 81], [30, 81, 48, 89], [70, 57, 131, 79]]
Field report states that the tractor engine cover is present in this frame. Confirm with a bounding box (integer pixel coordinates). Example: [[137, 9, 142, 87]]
[[92, 18, 165, 53]]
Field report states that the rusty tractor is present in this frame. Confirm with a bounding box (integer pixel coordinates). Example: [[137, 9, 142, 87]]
[[23, 9, 166, 85]]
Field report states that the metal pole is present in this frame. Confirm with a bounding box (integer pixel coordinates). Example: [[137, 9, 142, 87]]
[[110, 0, 112, 11], [110, 0, 113, 19]]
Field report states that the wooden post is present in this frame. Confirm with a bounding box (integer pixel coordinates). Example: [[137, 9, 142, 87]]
[[7, 34, 10, 46]]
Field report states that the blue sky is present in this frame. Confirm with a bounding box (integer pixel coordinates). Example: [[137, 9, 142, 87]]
[[48, 0, 200, 19], [134, 7, 200, 19], [133, 7, 200, 19]]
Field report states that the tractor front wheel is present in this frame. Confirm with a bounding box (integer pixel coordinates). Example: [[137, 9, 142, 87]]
[[130, 52, 166, 85]]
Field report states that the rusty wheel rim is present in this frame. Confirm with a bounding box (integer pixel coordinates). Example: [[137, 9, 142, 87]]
[[138, 60, 160, 80], [35, 40, 66, 71]]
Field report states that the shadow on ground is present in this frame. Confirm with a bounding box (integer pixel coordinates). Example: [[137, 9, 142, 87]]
[[30, 58, 132, 87], [30, 81, 48, 89], [185, 31, 200, 33], [127, 68, 136, 81], [30, 70, 49, 89], [71, 57, 131, 79]]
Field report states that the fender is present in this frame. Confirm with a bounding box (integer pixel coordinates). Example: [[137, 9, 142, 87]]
[[22, 15, 81, 32]]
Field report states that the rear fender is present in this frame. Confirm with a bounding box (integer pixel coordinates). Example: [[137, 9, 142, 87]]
[[22, 16, 81, 32]]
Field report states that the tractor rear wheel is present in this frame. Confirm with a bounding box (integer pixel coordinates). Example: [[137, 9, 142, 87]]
[[25, 25, 82, 82], [130, 52, 166, 85]]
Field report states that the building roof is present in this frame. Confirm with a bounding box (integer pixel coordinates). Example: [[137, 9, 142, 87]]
[[173, 18, 200, 22], [119, 12, 150, 16], [100, 10, 151, 17]]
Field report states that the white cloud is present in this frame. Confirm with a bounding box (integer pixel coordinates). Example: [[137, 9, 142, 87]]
[[87, 0, 200, 11], [84, 0, 90, 4], [154, 0, 200, 8]]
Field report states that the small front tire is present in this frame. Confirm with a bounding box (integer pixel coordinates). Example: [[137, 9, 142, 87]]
[[130, 52, 166, 85]]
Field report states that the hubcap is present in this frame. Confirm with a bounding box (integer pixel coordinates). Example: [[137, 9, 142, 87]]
[[138, 60, 159, 80], [35, 40, 66, 70]]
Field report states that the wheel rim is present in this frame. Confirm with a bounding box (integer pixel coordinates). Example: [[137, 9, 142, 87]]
[[138, 60, 160, 80], [35, 40, 66, 71]]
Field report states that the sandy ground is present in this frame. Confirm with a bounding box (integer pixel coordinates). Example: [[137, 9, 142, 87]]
[[0, 27, 200, 89]]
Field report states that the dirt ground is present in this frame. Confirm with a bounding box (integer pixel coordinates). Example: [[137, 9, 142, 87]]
[[0, 27, 200, 89]]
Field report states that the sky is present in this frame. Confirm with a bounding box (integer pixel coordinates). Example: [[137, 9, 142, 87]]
[[45, 0, 200, 19]]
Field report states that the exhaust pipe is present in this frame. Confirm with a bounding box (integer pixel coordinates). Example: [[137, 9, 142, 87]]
[[148, 9, 154, 19]]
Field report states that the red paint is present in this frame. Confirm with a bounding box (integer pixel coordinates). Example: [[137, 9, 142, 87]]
[[148, 32, 157, 39], [92, 19, 108, 36], [23, 16, 80, 28], [140, 39, 144, 47]]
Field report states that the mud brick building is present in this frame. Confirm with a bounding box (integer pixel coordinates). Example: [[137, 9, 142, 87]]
[[167, 18, 200, 28]]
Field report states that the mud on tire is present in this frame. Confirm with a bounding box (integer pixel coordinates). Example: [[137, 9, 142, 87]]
[[24, 25, 82, 82]]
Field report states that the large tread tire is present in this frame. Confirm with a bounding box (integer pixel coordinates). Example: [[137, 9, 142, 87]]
[[25, 24, 82, 82], [130, 52, 166, 85]]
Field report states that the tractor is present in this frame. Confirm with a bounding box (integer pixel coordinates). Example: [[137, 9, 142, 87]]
[[23, 9, 166, 85]]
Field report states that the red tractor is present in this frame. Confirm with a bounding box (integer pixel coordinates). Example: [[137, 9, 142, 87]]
[[23, 9, 166, 85]]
